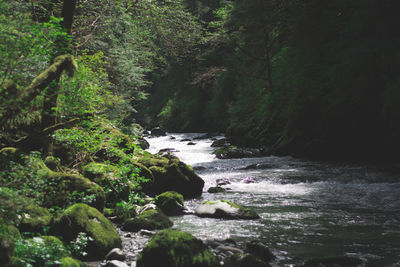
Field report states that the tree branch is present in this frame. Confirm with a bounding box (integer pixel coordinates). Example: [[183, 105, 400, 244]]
[[0, 55, 77, 128]]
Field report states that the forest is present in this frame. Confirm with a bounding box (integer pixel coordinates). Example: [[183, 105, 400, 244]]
[[1, 0, 399, 266]]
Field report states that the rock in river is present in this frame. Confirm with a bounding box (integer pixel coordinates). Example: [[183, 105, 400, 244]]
[[137, 229, 217, 267], [195, 200, 259, 220]]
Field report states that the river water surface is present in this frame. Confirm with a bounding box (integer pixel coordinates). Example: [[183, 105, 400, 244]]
[[146, 133, 400, 266]]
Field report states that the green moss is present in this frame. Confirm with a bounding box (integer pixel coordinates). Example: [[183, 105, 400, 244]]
[[60, 257, 86, 267], [4, 225, 21, 241], [82, 162, 133, 204], [137, 229, 217, 267], [36, 161, 106, 211], [137, 153, 204, 198], [202, 200, 218, 205], [52, 203, 121, 260], [220, 200, 240, 209], [82, 163, 121, 180], [19, 203, 52, 234], [122, 208, 172, 232], [41, 236, 64, 247], [156, 191, 184, 206], [44, 156, 60, 171]]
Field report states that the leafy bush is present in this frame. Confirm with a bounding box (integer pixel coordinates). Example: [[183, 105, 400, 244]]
[[14, 236, 69, 267], [58, 52, 125, 119]]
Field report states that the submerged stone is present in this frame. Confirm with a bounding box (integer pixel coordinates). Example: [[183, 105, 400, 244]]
[[195, 200, 259, 220], [207, 186, 226, 193]]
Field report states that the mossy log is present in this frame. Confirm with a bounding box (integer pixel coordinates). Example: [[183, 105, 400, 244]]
[[0, 55, 77, 128]]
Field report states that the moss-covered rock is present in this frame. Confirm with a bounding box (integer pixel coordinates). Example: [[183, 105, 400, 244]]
[[155, 191, 185, 216], [137, 229, 217, 267], [195, 200, 259, 220], [135, 151, 204, 198], [82, 162, 134, 204], [52, 203, 121, 260], [122, 207, 172, 232], [40, 235, 65, 247], [35, 160, 106, 211], [2, 225, 21, 241], [18, 203, 52, 234], [60, 257, 86, 267]]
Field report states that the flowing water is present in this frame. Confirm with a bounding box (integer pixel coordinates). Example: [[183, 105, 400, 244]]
[[146, 133, 400, 266]]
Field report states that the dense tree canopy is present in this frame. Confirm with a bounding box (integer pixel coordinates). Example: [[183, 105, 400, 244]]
[[1, 0, 399, 158]]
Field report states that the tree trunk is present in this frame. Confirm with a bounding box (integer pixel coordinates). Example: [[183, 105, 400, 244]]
[[41, 0, 77, 129]]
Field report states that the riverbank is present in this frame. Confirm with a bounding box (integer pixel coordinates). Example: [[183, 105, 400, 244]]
[[145, 133, 400, 266], [1, 123, 400, 266]]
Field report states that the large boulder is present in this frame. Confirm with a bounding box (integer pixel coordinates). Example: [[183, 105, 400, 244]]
[[210, 138, 230, 148], [52, 203, 121, 260], [122, 206, 172, 232], [135, 152, 204, 198], [195, 200, 259, 220], [155, 191, 185, 216], [137, 229, 217, 267], [18, 203, 52, 234], [35, 160, 106, 211]]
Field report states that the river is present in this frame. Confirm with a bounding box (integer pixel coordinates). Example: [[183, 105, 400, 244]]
[[146, 133, 400, 266]]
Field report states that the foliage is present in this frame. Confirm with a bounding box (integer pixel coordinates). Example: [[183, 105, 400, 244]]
[[0, 1, 66, 88], [58, 52, 123, 119], [14, 236, 69, 267], [69, 232, 93, 258], [0, 187, 30, 225]]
